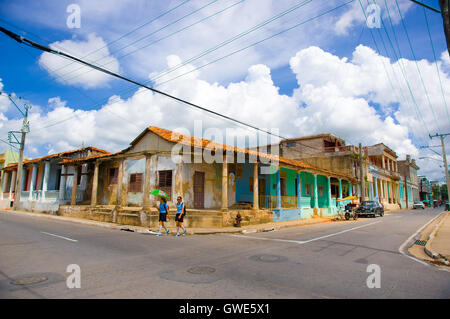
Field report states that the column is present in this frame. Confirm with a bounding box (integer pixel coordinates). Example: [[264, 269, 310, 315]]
[[338, 179, 342, 199], [29, 165, 37, 200], [59, 165, 66, 201], [1, 171, 8, 200], [276, 169, 281, 209], [116, 159, 124, 206], [91, 161, 99, 207], [221, 156, 228, 211], [387, 181, 390, 202], [42, 161, 50, 200], [382, 155, 385, 168], [348, 181, 352, 196], [252, 162, 259, 210], [21, 168, 26, 191], [10, 170, 16, 200], [327, 176, 332, 208], [313, 174, 319, 209], [373, 177, 378, 200], [142, 154, 151, 209], [297, 172, 302, 210], [71, 166, 78, 205]]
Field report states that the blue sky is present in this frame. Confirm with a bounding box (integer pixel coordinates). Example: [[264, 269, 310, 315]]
[[0, 0, 449, 180]]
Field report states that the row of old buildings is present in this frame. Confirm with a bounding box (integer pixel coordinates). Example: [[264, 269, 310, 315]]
[[0, 126, 434, 228]]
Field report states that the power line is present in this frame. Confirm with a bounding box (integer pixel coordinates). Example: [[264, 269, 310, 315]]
[[48, 0, 193, 76], [409, 0, 441, 13], [394, 0, 440, 132], [59, 0, 312, 86], [55, 0, 221, 81]]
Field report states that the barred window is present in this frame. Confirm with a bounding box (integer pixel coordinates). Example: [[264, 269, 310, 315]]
[[158, 170, 172, 197], [128, 173, 143, 192]]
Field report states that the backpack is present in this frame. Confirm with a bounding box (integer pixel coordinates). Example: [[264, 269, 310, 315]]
[[182, 203, 187, 217]]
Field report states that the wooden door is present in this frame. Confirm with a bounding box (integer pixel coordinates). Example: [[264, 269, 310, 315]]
[[193, 171, 205, 209], [258, 179, 266, 208]]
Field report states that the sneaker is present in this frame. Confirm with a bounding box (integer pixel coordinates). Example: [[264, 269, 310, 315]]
[[176, 233, 180, 237], [157, 233, 162, 237], [182, 230, 187, 236], [166, 229, 170, 235]]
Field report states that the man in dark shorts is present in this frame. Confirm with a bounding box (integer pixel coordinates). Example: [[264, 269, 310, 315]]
[[157, 197, 170, 236], [175, 196, 186, 236]]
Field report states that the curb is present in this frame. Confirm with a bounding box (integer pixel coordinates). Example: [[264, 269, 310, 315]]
[[424, 212, 450, 265], [1, 209, 335, 236]]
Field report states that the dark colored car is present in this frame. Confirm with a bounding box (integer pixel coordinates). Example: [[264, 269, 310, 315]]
[[356, 201, 384, 218]]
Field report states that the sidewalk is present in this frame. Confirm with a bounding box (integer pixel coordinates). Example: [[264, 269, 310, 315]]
[[408, 210, 450, 268], [0, 208, 336, 235], [426, 211, 450, 262]]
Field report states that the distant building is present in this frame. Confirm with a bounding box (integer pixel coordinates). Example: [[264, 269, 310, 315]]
[[418, 176, 433, 206], [398, 155, 420, 207]]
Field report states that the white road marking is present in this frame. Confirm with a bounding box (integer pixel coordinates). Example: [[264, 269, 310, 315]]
[[40, 231, 78, 242], [230, 221, 382, 245], [398, 211, 448, 270]]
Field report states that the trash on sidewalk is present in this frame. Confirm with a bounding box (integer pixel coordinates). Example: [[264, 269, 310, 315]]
[[120, 228, 135, 232]]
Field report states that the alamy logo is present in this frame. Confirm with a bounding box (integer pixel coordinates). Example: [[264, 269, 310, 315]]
[[366, 4, 381, 29], [366, 264, 381, 288], [66, 264, 81, 288], [66, 4, 81, 29]]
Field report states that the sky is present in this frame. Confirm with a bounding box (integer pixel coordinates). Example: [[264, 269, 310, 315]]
[[0, 0, 449, 181]]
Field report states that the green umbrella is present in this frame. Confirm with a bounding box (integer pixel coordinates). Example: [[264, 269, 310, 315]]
[[150, 189, 170, 199]]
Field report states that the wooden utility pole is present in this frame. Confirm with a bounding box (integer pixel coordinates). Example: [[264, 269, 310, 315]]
[[440, 0, 450, 56]]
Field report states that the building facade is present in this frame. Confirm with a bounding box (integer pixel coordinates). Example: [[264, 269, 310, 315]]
[[397, 155, 420, 207]]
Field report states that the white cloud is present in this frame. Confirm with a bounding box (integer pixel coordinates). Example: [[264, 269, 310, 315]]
[[38, 33, 120, 89], [334, 0, 413, 35], [2, 43, 450, 181]]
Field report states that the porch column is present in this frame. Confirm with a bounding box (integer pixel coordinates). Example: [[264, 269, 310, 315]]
[[373, 177, 378, 200], [338, 179, 342, 199], [387, 181, 390, 201], [29, 165, 37, 200], [221, 156, 228, 211], [1, 171, 8, 200], [276, 169, 281, 209], [297, 171, 302, 210], [10, 170, 16, 200], [59, 165, 66, 201], [42, 161, 50, 200], [116, 159, 124, 206], [90, 161, 99, 207], [21, 168, 26, 191], [348, 181, 352, 196], [71, 166, 78, 205], [252, 162, 259, 210], [313, 174, 319, 209], [327, 176, 332, 208], [142, 154, 151, 209]]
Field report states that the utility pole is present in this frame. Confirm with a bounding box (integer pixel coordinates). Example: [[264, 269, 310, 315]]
[[11, 102, 30, 210], [359, 143, 365, 203], [430, 133, 450, 210], [440, 0, 450, 56]]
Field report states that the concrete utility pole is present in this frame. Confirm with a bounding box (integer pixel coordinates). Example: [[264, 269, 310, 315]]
[[430, 133, 450, 210], [359, 143, 365, 202], [12, 103, 30, 210]]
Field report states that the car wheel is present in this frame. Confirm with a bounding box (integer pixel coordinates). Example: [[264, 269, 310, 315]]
[[379, 210, 384, 217], [345, 212, 350, 220]]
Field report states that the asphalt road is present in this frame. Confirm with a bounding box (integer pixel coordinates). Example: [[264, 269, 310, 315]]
[[0, 208, 449, 298]]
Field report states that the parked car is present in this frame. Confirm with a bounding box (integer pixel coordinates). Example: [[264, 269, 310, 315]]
[[413, 201, 425, 209], [356, 201, 384, 217]]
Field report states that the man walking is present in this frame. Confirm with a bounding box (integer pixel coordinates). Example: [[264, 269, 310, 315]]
[[175, 196, 187, 237]]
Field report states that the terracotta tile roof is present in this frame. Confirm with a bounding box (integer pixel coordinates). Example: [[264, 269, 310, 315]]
[[45, 126, 355, 180], [58, 152, 121, 165], [147, 126, 354, 180], [2, 147, 110, 170]]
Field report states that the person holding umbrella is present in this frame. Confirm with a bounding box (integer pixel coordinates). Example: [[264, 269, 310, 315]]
[[156, 197, 170, 236]]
